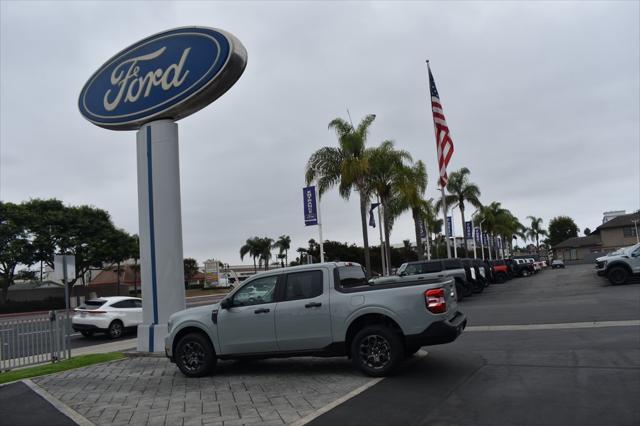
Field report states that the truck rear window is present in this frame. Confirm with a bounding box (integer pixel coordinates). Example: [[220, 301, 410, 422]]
[[337, 266, 368, 288]]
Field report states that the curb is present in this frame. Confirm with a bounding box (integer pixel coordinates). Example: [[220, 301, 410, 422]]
[[23, 379, 95, 426], [122, 351, 166, 358]]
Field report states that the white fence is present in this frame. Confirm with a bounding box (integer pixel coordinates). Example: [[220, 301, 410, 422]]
[[0, 310, 70, 371]]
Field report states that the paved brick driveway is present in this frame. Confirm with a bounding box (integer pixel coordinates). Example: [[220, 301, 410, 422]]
[[33, 356, 373, 426]]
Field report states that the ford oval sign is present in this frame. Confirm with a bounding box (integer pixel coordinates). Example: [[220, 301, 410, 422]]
[[79, 27, 247, 130]]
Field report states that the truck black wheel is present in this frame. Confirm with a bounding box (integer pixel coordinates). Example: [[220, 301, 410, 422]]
[[351, 325, 404, 377], [175, 332, 216, 377], [494, 272, 506, 284], [607, 267, 629, 285]]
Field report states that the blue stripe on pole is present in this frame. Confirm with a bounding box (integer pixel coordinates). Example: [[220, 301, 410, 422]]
[[146, 125, 159, 351], [303, 186, 318, 226], [446, 216, 453, 236]]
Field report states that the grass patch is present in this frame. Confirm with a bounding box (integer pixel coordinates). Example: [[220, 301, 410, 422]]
[[0, 352, 125, 384]]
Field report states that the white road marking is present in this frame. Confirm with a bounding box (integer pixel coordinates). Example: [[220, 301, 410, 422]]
[[23, 379, 94, 426], [292, 350, 428, 426], [466, 320, 640, 332]]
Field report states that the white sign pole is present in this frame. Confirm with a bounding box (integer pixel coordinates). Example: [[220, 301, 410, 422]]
[[316, 189, 325, 263], [136, 120, 186, 353]]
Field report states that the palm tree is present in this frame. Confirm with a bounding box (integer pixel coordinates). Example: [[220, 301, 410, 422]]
[[526, 216, 548, 253], [495, 210, 525, 259], [423, 199, 442, 259], [239, 237, 261, 273], [474, 202, 504, 260], [392, 160, 429, 260], [255, 237, 274, 270], [436, 167, 482, 246], [306, 114, 376, 276], [365, 140, 412, 270], [272, 235, 291, 266]]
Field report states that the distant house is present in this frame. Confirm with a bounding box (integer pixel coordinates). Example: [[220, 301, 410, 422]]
[[553, 235, 602, 262], [590, 211, 639, 251], [89, 264, 141, 297], [553, 211, 639, 263]]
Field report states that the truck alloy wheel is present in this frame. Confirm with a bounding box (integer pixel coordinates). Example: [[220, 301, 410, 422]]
[[175, 333, 216, 377], [607, 267, 629, 286], [351, 325, 403, 377]]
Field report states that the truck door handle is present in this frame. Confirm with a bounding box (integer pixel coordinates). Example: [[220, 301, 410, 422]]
[[254, 308, 270, 314], [417, 276, 424, 280], [305, 302, 322, 308], [437, 275, 444, 278]]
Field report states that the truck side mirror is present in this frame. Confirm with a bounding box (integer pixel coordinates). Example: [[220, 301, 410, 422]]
[[220, 299, 231, 309]]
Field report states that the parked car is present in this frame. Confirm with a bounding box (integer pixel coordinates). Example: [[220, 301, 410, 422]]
[[165, 262, 467, 378], [372, 259, 474, 299], [595, 243, 640, 285], [489, 260, 510, 283], [72, 296, 142, 338], [526, 258, 542, 273], [512, 258, 535, 277], [551, 259, 565, 269]]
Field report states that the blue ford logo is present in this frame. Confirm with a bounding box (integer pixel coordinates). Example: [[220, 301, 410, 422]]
[[79, 27, 247, 130]]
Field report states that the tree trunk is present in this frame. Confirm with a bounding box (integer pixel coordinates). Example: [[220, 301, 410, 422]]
[[285, 250, 288, 267], [253, 257, 257, 273], [412, 208, 424, 260], [359, 192, 372, 277], [116, 262, 120, 296]]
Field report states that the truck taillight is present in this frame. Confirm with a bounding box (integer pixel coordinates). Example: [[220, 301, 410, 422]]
[[425, 288, 446, 314]]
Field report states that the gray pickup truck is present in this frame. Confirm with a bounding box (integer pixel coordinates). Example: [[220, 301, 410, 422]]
[[165, 262, 466, 377]]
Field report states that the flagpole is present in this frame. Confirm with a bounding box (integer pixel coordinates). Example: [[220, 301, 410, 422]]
[[317, 185, 325, 263], [427, 60, 452, 259]]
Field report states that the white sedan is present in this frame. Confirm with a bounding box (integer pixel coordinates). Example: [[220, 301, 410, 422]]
[[72, 296, 142, 338]]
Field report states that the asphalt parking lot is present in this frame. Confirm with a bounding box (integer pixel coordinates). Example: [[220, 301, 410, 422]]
[[4, 264, 639, 426]]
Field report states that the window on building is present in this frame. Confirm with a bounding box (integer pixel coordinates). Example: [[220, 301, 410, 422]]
[[623, 226, 638, 238]]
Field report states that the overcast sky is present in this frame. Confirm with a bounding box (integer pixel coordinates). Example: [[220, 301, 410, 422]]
[[1, 1, 639, 266]]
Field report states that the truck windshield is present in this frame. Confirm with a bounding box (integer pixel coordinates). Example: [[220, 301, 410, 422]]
[[337, 266, 368, 288]]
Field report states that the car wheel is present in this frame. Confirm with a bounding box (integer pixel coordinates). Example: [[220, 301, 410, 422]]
[[495, 273, 506, 284], [175, 332, 216, 378], [107, 321, 124, 339], [351, 325, 404, 377], [608, 267, 629, 285], [80, 331, 94, 337]]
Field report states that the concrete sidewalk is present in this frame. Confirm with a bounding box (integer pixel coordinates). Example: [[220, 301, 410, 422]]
[[31, 355, 376, 426]]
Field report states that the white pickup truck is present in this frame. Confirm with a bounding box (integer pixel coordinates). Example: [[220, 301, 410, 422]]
[[165, 262, 467, 377]]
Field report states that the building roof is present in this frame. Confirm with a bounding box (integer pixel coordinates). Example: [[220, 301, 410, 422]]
[[593, 211, 640, 232], [90, 265, 140, 286], [553, 235, 602, 249]]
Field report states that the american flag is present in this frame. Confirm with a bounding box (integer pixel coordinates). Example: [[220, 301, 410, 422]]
[[428, 63, 454, 187]]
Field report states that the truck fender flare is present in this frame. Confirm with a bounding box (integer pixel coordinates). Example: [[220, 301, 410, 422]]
[[343, 306, 406, 342], [171, 320, 220, 355]]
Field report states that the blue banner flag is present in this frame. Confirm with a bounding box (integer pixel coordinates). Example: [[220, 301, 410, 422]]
[[303, 186, 318, 226], [497, 236, 502, 249], [482, 233, 488, 245], [369, 203, 380, 227], [475, 228, 481, 243], [419, 219, 427, 238], [465, 221, 472, 239], [446, 216, 453, 237]]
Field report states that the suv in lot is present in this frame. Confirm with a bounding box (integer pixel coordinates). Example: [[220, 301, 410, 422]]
[[595, 243, 640, 285], [372, 259, 474, 299], [165, 262, 466, 378]]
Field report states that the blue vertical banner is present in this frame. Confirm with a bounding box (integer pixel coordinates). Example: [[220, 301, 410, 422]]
[[475, 228, 481, 243], [464, 221, 472, 239], [446, 216, 453, 236], [419, 219, 427, 238], [497, 236, 502, 249], [303, 186, 318, 226], [482, 233, 488, 245]]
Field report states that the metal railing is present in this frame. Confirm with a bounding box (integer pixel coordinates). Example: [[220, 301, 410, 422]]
[[0, 310, 70, 371]]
